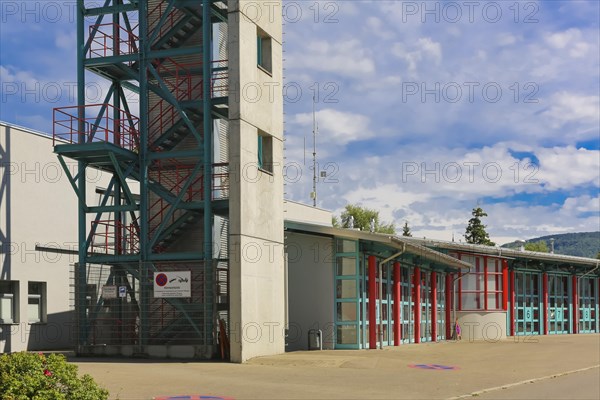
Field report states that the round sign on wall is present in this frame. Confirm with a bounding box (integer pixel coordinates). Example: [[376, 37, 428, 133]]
[[155, 273, 168, 287]]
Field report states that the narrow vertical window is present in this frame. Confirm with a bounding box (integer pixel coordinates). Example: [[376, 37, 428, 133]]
[[257, 29, 272, 73]]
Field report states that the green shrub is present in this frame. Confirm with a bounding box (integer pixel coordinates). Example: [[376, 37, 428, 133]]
[[0, 352, 108, 400]]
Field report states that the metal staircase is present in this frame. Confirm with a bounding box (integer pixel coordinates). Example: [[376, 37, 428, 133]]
[[52, 0, 230, 359]]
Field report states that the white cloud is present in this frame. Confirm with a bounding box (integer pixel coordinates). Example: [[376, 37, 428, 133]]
[[536, 146, 600, 190], [392, 37, 443, 77], [285, 39, 375, 77], [546, 28, 582, 49], [292, 109, 372, 146], [563, 196, 600, 213]]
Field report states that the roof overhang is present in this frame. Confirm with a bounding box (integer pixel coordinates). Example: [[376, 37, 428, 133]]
[[401, 237, 600, 270], [285, 221, 471, 271]]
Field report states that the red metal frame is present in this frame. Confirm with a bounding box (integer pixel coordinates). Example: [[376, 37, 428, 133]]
[[88, 23, 138, 59], [502, 259, 509, 310], [543, 272, 549, 335], [148, 0, 186, 41], [572, 275, 578, 334], [483, 257, 488, 310], [414, 267, 421, 343], [53, 104, 139, 151], [90, 220, 139, 255], [147, 59, 229, 146], [431, 272, 437, 342], [453, 251, 504, 311], [368, 256, 377, 349], [393, 261, 401, 346], [510, 270, 516, 336]]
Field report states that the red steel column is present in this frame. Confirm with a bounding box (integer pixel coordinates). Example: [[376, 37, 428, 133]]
[[483, 257, 488, 310], [543, 272, 549, 335], [445, 273, 452, 338], [502, 260, 509, 311], [368, 255, 377, 348], [414, 267, 421, 343], [572, 275, 578, 334], [510, 270, 516, 336], [431, 271, 437, 342], [393, 262, 401, 346]]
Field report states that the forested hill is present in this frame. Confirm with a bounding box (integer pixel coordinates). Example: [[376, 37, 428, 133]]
[[501, 232, 600, 259]]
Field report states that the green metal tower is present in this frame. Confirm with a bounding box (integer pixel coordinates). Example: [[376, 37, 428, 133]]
[[53, 0, 230, 358]]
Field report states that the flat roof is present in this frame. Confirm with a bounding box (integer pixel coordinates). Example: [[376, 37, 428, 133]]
[[401, 237, 600, 268], [285, 221, 472, 270], [0, 120, 53, 141]]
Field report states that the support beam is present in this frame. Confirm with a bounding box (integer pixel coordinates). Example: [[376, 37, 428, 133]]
[[445, 273, 452, 339], [431, 271, 437, 342], [543, 272, 549, 335], [510, 270, 516, 336], [393, 261, 401, 346], [572, 275, 578, 334], [414, 267, 421, 343], [502, 259, 509, 311], [368, 255, 377, 349]]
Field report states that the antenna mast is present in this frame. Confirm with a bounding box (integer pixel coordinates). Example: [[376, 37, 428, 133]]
[[311, 95, 317, 207]]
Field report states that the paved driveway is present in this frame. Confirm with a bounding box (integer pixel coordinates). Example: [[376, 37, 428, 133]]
[[73, 334, 600, 400]]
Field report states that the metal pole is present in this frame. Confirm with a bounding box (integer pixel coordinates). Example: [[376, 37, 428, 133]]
[[378, 246, 406, 349], [138, 0, 149, 351], [312, 96, 317, 207], [76, 0, 88, 351], [202, 0, 214, 345]]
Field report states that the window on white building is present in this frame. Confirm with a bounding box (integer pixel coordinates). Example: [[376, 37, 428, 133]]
[[0, 281, 18, 324], [257, 29, 272, 74], [28, 281, 46, 323]]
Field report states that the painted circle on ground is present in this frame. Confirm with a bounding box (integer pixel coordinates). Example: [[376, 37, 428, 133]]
[[154, 396, 234, 400], [155, 273, 168, 287], [408, 364, 459, 370]]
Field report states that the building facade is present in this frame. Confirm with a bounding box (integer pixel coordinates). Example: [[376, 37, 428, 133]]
[[0, 122, 111, 353]]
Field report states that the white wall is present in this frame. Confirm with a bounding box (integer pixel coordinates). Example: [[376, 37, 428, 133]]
[[0, 122, 113, 352], [457, 311, 507, 342], [228, 1, 286, 362], [286, 232, 335, 351], [285, 200, 332, 227]]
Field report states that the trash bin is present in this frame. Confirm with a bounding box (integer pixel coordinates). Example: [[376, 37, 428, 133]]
[[308, 329, 322, 350]]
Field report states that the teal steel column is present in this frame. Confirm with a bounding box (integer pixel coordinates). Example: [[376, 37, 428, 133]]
[[138, 0, 149, 348], [76, 0, 88, 349], [202, 0, 214, 345], [113, 5, 122, 257], [592, 278, 600, 333]]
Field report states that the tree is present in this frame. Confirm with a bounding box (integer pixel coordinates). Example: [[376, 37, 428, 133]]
[[525, 240, 549, 252], [464, 207, 495, 246], [339, 204, 395, 234], [402, 221, 412, 237], [332, 216, 340, 228]]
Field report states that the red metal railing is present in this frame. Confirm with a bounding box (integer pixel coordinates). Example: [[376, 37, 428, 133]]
[[148, 0, 189, 41], [155, 57, 192, 101], [53, 104, 140, 151], [175, 60, 229, 100], [142, 162, 230, 252], [90, 220, 139, 255], [88, 23, 139, 59]]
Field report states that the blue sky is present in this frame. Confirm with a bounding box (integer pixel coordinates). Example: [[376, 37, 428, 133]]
[[1, 0, 599, 244]]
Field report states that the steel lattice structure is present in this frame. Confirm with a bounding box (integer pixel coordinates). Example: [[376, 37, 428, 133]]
[[53, 0, 230, 358]]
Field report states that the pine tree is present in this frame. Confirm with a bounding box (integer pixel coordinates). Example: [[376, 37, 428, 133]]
[[402, 221, 412, 237], [464, 207, 495, 246]]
